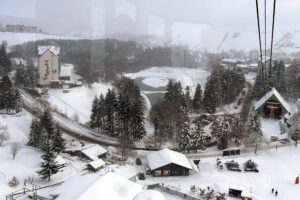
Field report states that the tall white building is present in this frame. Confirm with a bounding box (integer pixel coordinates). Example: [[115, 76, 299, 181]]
[[38, 45, 60, 87]]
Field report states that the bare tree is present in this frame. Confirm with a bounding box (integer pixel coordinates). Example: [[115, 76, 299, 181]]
[[10, 142, 21, 160], [0, 126, 9, 146]]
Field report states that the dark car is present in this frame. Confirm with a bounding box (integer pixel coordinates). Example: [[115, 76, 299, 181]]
[[146, 169, 152, 175], [136, 158, 142, 165], [138, 173, 145, 180], [280, 138, 290, 144]]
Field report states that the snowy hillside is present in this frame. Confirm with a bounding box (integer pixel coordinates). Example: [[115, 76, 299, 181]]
[[47, 83, 112, 124], [0, 32, 82, 46]]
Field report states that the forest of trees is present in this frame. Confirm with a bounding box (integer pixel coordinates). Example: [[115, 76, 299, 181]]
[[203, 66, 245, 113], [90, 76, 146, 141], [28, 110, 65, 181], [252, 60, 286, 100], [11, 39, 200, 82]]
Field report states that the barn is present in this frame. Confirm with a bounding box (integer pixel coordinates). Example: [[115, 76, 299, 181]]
[[147, 148, 192, 177], [254, 87, 290, 119]]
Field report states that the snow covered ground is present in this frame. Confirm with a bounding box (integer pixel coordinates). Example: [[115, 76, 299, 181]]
[[47, 83, 112, 124], [0, 32, 82, 46], [125, 67, 210, 94], [0, 111, 32, 144], [139, 146, 300, 200]]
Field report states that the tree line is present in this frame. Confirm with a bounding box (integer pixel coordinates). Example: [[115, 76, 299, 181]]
[[11, 39, 200, 82]]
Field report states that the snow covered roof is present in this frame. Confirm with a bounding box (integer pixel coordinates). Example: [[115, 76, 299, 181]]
[[241, 190, 252, 198], [222, 58, 245, 63], [77, 172, 142, 200], [60, 64, 74, 78], [55, 155, 67, 165], [88, 159, 105, 169], [134, 190, 166, 200], [254, 87, 291, 113], [147, 148, 192, 170], [81, 144, 107, 160], [0, 117, 5, 129], [254, 87, 291, 112], [38, 45, 60, 56]]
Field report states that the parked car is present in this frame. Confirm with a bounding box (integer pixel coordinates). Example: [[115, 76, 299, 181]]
[[136, 158, 142, 165], [146, 169, 152, 175], [280, 138, 290, 144], [270, 136, 279, 142], [138, 173, 145, 180]]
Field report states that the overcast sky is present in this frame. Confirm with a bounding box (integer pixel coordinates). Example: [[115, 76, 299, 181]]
[[1, 0, 300, 45]]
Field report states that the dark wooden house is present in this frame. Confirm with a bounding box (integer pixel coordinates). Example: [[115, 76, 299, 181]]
[[147, 148, 192, 177]]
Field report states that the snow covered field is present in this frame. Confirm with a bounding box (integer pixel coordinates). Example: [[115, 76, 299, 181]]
[[0, 32, 81, 46], [125, 67, 210, 93], [139, 146, 300, 200], [47, 83, 112, 124]]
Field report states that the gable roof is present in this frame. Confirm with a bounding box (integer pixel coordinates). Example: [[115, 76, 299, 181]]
[[254, 87, 291, 113], [77, 173, 142, 200], [88, 159, 105, 169], [81, 144, 107, 160], [147, 148, 192, 170], [38, 45, 60, 56]]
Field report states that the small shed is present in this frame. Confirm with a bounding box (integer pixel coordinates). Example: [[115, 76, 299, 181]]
[[87, 159, 106, 172], [65, 143, 107, 161], [241, 190, 252, 200], [147, 148, 192, 177], [229, 186, 244, 198]]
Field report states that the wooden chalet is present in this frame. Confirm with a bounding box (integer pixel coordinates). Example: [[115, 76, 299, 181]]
[[65, 144, 107, 161], [147, 148, 192, 177], [254, 87, 290, 119], [86, 159, 106, 172]]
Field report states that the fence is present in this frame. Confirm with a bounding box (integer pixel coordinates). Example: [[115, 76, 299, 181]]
[[157, 185, 201, 200]]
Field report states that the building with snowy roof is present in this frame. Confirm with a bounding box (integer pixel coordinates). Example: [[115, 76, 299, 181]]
[[86, 159, 105, 172], [147, 148, 192, 177], [254, 87, 290, 119], [38, 45, 61, 87]]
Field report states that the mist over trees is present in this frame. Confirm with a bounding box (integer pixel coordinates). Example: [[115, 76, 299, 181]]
[[10, 39, 200, 82]]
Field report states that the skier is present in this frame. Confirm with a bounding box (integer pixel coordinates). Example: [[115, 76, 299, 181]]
[[275, 190, 278, 196], [271, 188, 274, 193]]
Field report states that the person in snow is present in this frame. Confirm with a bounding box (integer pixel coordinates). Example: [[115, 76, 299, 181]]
[[271, 188, 274, 193], [275, 190, 278, 196]]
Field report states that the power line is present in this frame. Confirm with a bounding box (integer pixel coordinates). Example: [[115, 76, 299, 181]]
[[269, 0, 277, 79], [255, 0, 264, 85]]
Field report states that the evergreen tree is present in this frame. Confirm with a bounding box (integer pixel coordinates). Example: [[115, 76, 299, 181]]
[[246, 111, 263, 153], [104, 89, 117, 136], [192, 123, 207, 152], [179, 121, 191, 153], [192, 83, 202, 113], [129, 99, 145, 140], [203, 70, 221, 113], [184, 86, 192, 112], [53, 124, 65, 153], [39, 128, 49, 152], [28, 119, 42, 148], [0, 75, 18, 113], [216, 119, 231, 150], [37, 139, 63, 181], [40, 110, 55, 138], [90, 95, 99, 129], [0, 42, 11, 76]]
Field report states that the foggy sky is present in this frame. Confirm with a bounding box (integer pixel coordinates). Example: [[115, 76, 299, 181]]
[[1, 0, 300, 45]]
